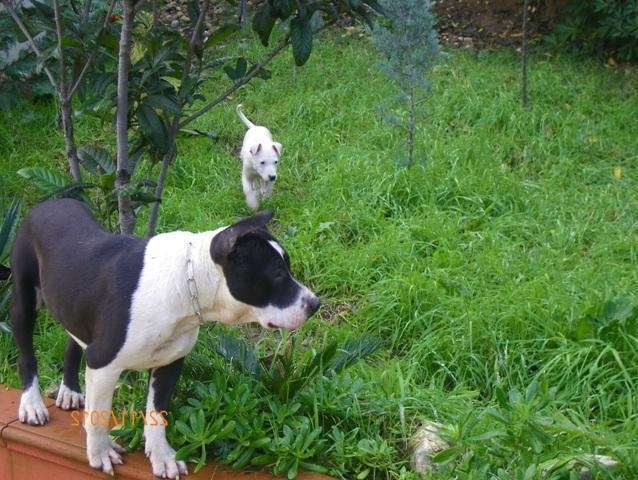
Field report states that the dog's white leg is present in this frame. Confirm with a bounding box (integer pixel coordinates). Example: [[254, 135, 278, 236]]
[[18, 376, 50, 425], [261, 180, 274, 200], [144, 360, 188, 479], [84, 366, 125, 475], [242, 174, 260, 211]]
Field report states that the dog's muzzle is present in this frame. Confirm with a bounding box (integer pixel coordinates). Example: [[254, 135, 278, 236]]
[[306, 296, 321, 317]]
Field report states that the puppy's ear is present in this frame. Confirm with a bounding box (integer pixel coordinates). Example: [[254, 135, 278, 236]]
[[250, 143, 263, 156], [272, 142, 282, 157], [211, 211, 274, 262]]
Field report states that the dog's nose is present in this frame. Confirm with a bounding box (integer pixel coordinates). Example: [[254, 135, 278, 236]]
[[307, 296, 321, 317], [269, 174, 277, 181]]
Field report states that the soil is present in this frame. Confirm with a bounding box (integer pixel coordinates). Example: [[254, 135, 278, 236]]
[[433, 0, 562, 50], [162, 0, 563, 52]]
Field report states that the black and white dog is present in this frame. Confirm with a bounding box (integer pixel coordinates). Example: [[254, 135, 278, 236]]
[[10, 198, 320, 478]]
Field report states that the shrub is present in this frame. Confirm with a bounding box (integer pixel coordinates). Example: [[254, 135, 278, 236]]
[[548, 0, 638, 62]]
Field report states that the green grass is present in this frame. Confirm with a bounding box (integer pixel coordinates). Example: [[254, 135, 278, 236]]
[[1, 31, 638, 479]]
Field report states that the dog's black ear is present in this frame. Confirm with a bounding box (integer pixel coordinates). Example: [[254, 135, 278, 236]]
[[210, 211, 274, 262]]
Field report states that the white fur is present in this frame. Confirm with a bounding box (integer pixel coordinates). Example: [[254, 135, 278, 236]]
[[82, 228, 316, 478], [84, 366, 124, 475], [18, 377, 49, 425], [144, 377, 188, 478], [55, 382, 84, 410], [237, 104, 282, 211]]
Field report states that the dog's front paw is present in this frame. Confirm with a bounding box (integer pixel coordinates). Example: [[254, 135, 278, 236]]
[[146, 444, 188, 479], [19, 386, 50, 425], [87, 438, 124, 475], [55, 382, 85, 410]]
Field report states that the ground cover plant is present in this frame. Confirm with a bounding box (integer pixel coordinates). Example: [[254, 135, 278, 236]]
[[1, 28, 638, 479]]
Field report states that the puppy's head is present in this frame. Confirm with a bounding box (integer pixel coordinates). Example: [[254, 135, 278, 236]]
[[250, 142, 281, 183], [210, 211, 319, 329]]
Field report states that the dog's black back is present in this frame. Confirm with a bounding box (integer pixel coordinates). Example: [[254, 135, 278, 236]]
[[11, 198, 148, 368]]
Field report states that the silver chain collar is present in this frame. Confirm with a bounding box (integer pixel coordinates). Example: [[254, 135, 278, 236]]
[[185, 241, 203, 325]]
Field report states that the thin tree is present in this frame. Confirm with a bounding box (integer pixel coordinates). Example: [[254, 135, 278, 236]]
[[372, 0, 439, 168], [115, 0, 138, 235], [2, 0, 116, 182], [521, 0, 530, 109]]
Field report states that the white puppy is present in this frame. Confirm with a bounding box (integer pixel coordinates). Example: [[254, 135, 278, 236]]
[[237, 104, 282, 211]]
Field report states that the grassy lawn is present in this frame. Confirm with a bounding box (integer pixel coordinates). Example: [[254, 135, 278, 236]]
[[1, 31, 638, 479]]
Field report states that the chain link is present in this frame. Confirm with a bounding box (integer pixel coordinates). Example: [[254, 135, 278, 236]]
[[185, 241, 203, 325]]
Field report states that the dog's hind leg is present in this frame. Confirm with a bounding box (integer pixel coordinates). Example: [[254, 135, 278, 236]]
[[10, 237, 50, 425], [56, 338, 85, 410], [144, 357, 188, 479]]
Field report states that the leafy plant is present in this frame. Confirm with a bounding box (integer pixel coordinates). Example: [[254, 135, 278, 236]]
[[0, 190, 21, 333], [434, 380, 616, 478], [160, 332, 382, 478], [214, 332, 382, 401], [547, 0, 638, 62]]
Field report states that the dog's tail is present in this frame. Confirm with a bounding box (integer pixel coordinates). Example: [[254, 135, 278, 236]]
[[236, 104, 256, 129]]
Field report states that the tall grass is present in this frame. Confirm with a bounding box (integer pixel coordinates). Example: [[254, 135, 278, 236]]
[[1, 32, 637, 478]]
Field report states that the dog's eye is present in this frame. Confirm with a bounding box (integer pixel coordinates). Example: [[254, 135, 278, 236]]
[[260, 161, 265, 165]]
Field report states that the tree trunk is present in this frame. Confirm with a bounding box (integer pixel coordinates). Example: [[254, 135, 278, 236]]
[[53, 0, 82, 183], [59, 95, 82, 182], [521, 0, 529, 109], [407, 81, 415, 168], [115, 0, 137, 235]]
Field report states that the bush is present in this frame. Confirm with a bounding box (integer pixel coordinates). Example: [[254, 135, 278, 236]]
[[549, 0, 638, 62]]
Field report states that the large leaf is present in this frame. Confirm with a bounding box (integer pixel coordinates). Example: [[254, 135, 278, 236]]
[[17, 167, 71, 194], [273, 0, 297, 19], [143, 94, 182, 115], [291, 15, 313, 66], [252, 2, 278, 47], [136, 103, 169, 154], [78, 145, 116, 175], [223, 57, 248, 82], [204, 24, 240, 48], [0, 197, 21, 261]]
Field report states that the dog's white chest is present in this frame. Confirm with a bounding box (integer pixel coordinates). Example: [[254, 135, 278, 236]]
[[113, 231, 216, 370]]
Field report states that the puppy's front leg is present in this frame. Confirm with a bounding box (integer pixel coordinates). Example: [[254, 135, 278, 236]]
[[84, 366, 125, 475], [261, 180, 274, 200], [145, 358, 188, 479], [242, 172, 260, 211]]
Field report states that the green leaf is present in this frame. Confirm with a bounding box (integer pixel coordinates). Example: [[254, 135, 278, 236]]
[[223, 57, 248, 82], [78, 145, 116, 175], [143, 94, 182, 115], [17, 167, 71, 194], [204, 24, 240, 48], [273, 0, 297, 19], [291, 16, 313, 66], [174, 419, 194, 437], [252, 3, 278, 47], [136, 103, 169, 154], [0, 197, 21, 261], [251, 454, 276, 467], [175, 443, 199, 462], [432, 445, 462, 465]]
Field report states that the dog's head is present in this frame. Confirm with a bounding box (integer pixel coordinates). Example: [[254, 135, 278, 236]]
[[210, 211, 319, 329], [250, 142, 281, 183]]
